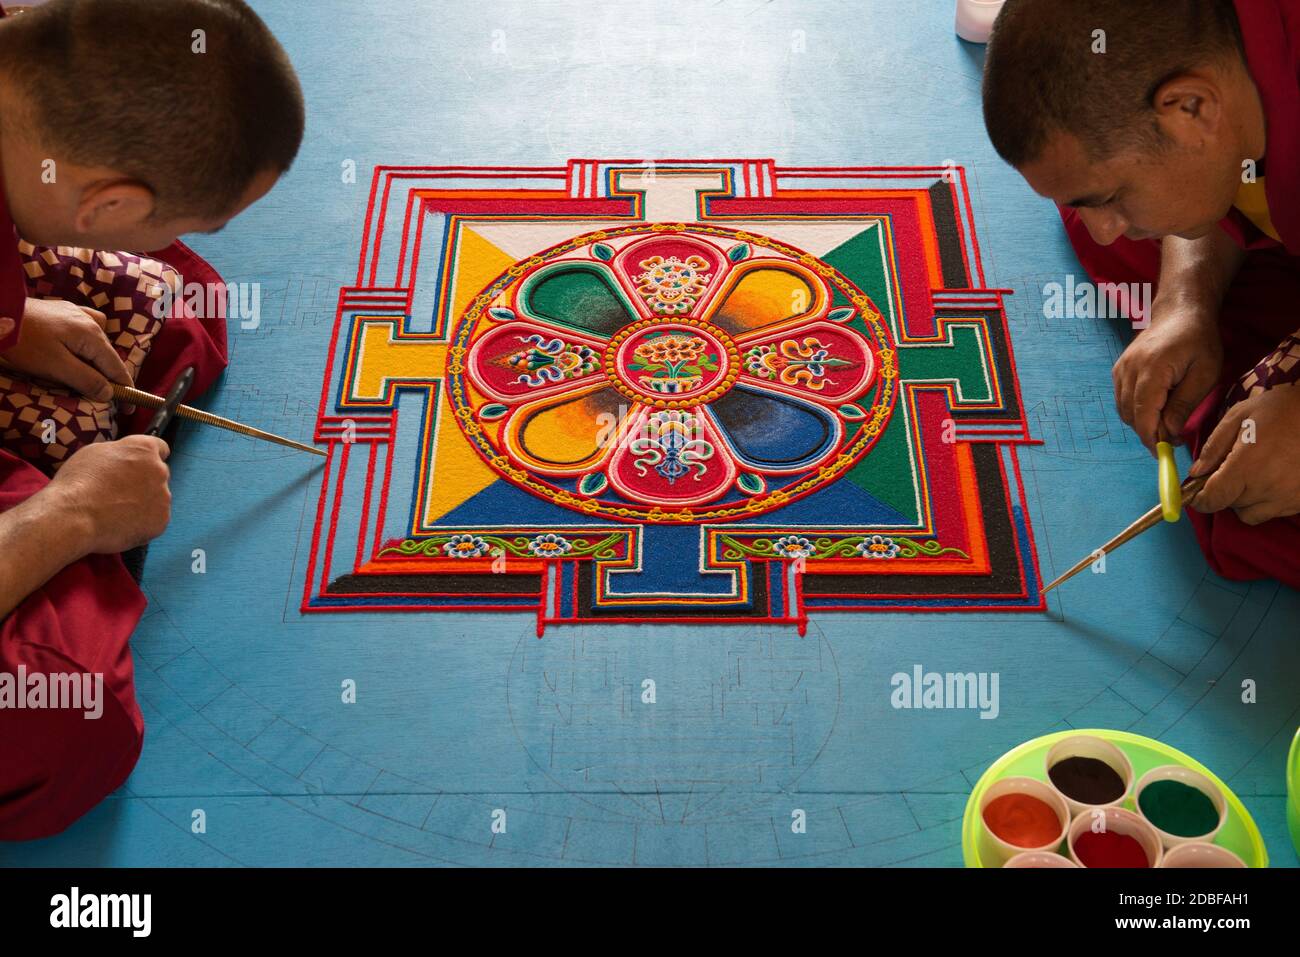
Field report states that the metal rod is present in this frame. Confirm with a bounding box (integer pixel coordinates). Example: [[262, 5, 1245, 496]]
[[1041, 475, 1209, 594], [113, 383, 325, 457]]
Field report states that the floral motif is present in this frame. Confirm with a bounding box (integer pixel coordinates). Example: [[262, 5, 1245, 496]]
[[443, 533, 491, 558], [527, 533, 573, 557], [634, 331, 708, 367], [744, 337, 851, 391], [773, 535, 815, 558], [505, 334, 599, 387], [636, 255, 711, 314], [630, 331, 718, 394], [857, 534, 900, 559], [630, 410, 715, 484]]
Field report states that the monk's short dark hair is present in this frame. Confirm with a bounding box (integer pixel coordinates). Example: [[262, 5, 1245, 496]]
[[983, 0, 1245, 168], [0, 0, 304, 218]]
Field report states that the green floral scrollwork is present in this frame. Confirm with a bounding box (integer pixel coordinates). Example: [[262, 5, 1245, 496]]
[[718, 534, 969, 563], [379, 532, 626, 561]]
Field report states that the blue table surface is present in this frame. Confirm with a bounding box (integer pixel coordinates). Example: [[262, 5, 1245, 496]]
[[2, 0, 1295, 867]]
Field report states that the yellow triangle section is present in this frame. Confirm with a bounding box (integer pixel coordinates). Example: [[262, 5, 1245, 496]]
[[423, 224, 519, 526]]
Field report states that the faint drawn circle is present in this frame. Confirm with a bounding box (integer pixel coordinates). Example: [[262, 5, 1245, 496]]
[[506, 619, 841, 824]]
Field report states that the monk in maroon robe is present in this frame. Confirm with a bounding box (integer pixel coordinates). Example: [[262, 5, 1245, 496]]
[[984, 0, 1300, 590], [0, 0, 302, 840]]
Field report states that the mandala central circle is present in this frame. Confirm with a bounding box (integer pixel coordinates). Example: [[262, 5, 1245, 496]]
[[449, 223, 898, 523], [603, 319, 739, 409]]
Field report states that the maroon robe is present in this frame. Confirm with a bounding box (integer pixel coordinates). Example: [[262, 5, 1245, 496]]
[[0, 234, 227, 841], [1059, 0, 1300, 590], [0, 5, 231, 839]]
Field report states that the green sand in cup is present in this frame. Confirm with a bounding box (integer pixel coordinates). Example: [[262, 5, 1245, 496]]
[[1138, 779, 1220, 838], [1047, 755, 1126, 805]]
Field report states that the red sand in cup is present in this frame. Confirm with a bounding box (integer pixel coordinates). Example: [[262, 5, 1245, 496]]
[[983, 793, 1062, 848], [1073, 829, 1151, 868]]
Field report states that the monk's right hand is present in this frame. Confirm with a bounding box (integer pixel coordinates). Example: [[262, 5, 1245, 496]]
[[1111, 298, 1223, 454], [47, 436, 172, 554]]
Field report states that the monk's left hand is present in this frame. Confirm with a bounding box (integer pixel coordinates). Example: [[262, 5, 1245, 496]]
[[0, 297, 133, 402], [1188, 382, 1300, 524]]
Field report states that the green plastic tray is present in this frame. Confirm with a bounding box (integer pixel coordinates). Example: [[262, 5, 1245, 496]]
[[1288, 727, 1299, 858], [961, 729, 1268, 868]]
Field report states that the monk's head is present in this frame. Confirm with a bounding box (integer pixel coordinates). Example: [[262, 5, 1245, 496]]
[[0, 0, 303, 251], [983, 0, 1262, 245]]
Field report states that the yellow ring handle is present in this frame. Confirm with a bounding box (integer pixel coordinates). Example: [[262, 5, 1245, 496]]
[[1158, 441, 1182, 522]]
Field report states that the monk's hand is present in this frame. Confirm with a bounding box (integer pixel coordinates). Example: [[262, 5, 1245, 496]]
[[0, 297, 133, 402], [1112, 298, 1222, 454], [1188, 382, 1300, 525], [47, 436, 172, 553]]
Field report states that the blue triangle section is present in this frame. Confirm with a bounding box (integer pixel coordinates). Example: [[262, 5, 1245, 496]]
[[436, 480, 614, 527], [734, 476, 910, 525]]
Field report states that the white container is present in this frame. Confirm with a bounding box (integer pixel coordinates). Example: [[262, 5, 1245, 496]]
[[955, 0, 1006, 44], [1044, 734, 1135, 817], [1004, 851, 1079, 868], [978, 775, 1071, 867], [1160, 842, 1246, 868]]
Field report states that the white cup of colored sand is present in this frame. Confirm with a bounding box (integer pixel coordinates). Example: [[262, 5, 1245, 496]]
[[978, 775, 1071, 867], [1004, 851, 1079, 868], [955, 0, 1006, 44], [1159, 842, 1246, 868], [1068, 807, 1164, 868], [1044, 734, 1135, 817], [1134, 765, 1227, 849]]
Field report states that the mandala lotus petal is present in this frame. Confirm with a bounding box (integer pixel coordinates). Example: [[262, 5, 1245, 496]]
[[606, 406, 736, 507], [704, 384, 842, 474], [737, 321, 876, 405], [706, 261, 828, 337], [517, 261, 639, 338], [502, 384, 631, 476], [611, 235, 727, 319], [466, 320, 608, 402]]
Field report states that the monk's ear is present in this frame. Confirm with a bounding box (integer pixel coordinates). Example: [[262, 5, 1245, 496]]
[[1151, 73, 1223, 143], [73, 179, 156, 235]]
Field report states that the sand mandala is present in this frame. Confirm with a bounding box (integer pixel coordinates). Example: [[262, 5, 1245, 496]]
[[305, 160, 1042, 629]]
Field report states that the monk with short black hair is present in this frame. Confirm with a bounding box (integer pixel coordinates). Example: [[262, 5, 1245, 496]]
[[984, 0, 1300, 589], [0, 0, 303, 242]]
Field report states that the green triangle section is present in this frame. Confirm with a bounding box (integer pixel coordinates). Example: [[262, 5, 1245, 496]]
[[823, 226, 920, 523], [820, 224, 894, 330], [844, 408, 920, 524]]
